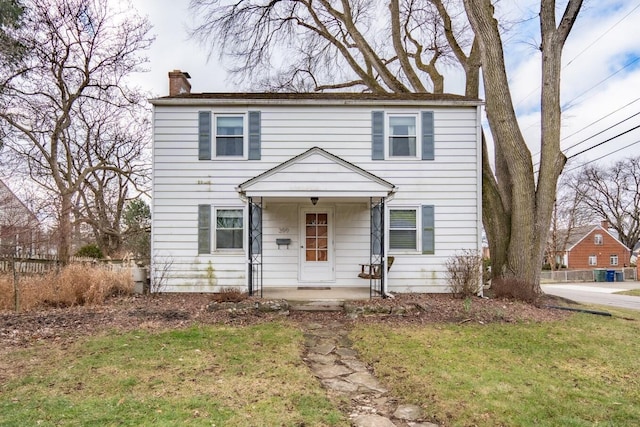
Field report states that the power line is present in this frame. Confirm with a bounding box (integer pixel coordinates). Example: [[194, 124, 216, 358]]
[[564, 139, 640, 172], [561, 55, 640, 111], [563, 3, 640, 69], [513, 3, 640, 110], [562, 111, 640, 155], [560, 96, 640, 142], [533, 125, 640, 174], [533, 105, 640, 165], [566, 124, 640, 159]]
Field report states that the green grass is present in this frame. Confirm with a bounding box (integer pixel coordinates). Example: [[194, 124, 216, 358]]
[[614, 288, 640, 296], [351, 310, 640, 427], [0, 323, 347, 427]]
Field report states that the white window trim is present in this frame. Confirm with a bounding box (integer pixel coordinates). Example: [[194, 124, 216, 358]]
[[385, 112, 420, 160], [214, 113, 248, 159], [588, 255, 597, 266], [610, 254, 618, 266], [387, 206, 421, 253], [213, 205, 246, 253], [594, 234, 603, 245]]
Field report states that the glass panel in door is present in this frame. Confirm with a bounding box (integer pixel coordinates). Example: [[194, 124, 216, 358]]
[[305, 213, 328, 262]]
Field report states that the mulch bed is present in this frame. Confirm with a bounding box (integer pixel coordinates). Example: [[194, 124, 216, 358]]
[[0, 292, 571, 352]]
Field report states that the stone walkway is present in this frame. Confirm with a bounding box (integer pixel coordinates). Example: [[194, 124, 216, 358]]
[[301, 321, 439, 427]]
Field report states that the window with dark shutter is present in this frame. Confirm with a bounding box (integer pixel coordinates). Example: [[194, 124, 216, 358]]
[[421, 111, 434, 160], [422, 205, 435, 254], [248, 111, 261, 160], [372, 111, 384, 160], [198, 111, 211, 160], [198, 204, 211, 254]]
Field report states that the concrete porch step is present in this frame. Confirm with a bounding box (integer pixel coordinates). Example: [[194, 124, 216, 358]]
[[287, 300, 346, 312]]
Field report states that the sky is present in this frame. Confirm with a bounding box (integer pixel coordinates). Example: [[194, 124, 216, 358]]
[[129, 0, 640, 171]]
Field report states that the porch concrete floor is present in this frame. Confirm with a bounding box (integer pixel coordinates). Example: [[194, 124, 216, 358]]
[[262, 286, 374, 301]]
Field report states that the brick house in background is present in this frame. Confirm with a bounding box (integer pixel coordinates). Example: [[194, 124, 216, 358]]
[[554, 221, 631, 270]]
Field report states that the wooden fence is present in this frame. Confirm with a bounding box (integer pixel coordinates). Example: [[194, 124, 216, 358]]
[[0, 256, 138, 275]]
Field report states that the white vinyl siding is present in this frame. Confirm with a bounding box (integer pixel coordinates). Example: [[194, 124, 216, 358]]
[[151, 101, 481, 293]]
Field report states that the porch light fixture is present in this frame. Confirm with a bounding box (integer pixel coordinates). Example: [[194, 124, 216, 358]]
[[310, 197, 319, 205]]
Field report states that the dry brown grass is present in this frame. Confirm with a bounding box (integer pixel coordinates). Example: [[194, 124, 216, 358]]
[[0, 265, 133, 311]]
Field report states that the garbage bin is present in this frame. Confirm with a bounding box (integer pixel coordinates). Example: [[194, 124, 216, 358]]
[[594, 269, 606, 282], [606, 270, 615, 282], [615, 271, 624, 282]]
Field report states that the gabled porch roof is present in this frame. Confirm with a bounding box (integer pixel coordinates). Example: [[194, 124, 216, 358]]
[[237, 147, 396, 198]]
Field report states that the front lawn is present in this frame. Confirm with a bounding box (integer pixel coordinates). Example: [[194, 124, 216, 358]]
[[351, 308, 640, 426], [0, 323, 347, 427]]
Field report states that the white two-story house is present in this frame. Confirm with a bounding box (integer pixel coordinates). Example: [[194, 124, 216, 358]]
[[150, 70, 482, 296]]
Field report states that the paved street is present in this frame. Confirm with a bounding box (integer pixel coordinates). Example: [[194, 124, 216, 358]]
[[542, 281, 640, 311]]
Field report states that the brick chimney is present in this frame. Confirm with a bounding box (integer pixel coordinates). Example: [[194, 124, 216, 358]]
[[601, 220, 610, 229], [168, 70, 191, 96]]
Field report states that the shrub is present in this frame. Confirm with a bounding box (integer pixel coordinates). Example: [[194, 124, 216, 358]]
[[445, 250, 483, 298], [0, 265, 133, 311], [211, 287, 249, 303], [75, 244, 104, 259]]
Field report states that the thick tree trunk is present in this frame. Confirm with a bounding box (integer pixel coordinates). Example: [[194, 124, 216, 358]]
[[464, 0, 540, 299], [58, 192, 73, 264]]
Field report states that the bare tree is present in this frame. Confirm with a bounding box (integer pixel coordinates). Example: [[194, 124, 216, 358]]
[[72, 100, 151, 256], [569, 156, 640, 257], [0, 0, 153, 263], [190, 0, 583, 300]]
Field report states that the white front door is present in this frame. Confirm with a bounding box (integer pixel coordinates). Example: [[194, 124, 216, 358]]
[[299, 208, 334, 282]]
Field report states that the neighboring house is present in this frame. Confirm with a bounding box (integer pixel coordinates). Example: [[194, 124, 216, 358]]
[[0, 179, 40, 256], [149, 70, 483, 295], [553, 221, 631, 270]]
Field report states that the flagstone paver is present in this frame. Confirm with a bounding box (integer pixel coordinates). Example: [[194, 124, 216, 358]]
[[301, 320, 439, 427]]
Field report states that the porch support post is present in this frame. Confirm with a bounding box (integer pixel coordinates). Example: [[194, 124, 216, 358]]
[[369, 197, 385, 298], [247, 197, 263, 297], [248, 197, 254, 296]]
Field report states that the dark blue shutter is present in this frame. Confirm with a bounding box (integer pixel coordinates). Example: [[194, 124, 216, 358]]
[[422, 205, 435, 254], [248, 111, 261, 160], [421, 111, 434, 160], [372, 204, 382, 255], [198, 111, 211, 160], [250, 204, 262, 254], [198, 205, 211, 254], [372, 111, 384, 160]]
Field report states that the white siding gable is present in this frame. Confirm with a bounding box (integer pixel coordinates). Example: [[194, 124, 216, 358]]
[[239, 147, 395, 198]]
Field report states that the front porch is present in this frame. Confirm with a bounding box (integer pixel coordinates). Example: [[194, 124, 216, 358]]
[[238, 147, 396, 298], [263, 286, 373, 301]]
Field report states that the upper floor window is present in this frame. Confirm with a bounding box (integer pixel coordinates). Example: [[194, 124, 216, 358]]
[[199, 111, 261, 160], [371, 111, 433, 161], [588, 255, 597, 266], [610, 254, 618, 266], [216, 115, 244, 157], [389, 115, 417, 157], [594, 234, 603, 245]]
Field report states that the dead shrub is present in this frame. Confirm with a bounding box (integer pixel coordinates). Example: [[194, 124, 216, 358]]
[[211, 287, 249, 303], [445, 249, 483, 298], [0, 265, 134, 311], [491, 277, 542, 305]]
